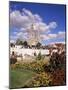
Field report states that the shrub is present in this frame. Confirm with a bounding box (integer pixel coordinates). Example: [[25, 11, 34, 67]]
[[10, 51, 17, 64], [36, 52, 42, 61], [50, 52, 61, 70], [43, 64, 52, 72], [36, 52, 45, 61], [51, 68, 66, 86], [60, 51, 66, 69], [24, 72, 52, 87], [12, 60, 48, 73], [10, 57, 17, 64]]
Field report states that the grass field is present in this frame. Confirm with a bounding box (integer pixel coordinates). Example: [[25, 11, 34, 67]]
[[10, 56, 50, 88], [10, 69, 36, 88]]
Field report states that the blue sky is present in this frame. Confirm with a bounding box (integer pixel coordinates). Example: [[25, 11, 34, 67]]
[[9, 1, 66, 45]]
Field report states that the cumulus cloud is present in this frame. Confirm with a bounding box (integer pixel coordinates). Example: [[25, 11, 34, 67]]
[[17, 31, 28, 40], [10, 10, 30, 28], [10, 8, 65, 43], [40, 33, 57, 40], [48, 33, 57, 38], [10, 40, 15, 43], [50, 41, 65, 45], [58, 31, 65, 38], [10, 33, 28, 42], [10, 8, 57, 32], [41, 31, 65, 40], [10, 35, 18, 40], [13, 31, 18, 34], [40, 34, 50, 40], [48, 22, 57, 29]]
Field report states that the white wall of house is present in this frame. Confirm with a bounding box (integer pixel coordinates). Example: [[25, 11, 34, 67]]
[[15, 45, 22, 49], [10, 47, 49, 59]]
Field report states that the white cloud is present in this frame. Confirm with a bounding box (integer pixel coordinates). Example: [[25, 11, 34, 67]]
[[50, 41, 65, 45], [40, 31, 65, 41], [40, 34, 50, 40], [10, 40, 15, 43], [10, 35, 18, 43], [22, 8, 34, 21], [48, 33, 57, 38], [10, 8, 66, 43], [10, 10, 30, 28], [10, 35, 18, 40], [34, 14, 42, 22], [40, 33, 57, 40], [58, 31, 65, 38], [17, 31, 28, 40], [48, 22, 57, 29], [13, 31, 18, 34], [17, 32, 23, 36], [10, 8, 57, 32]]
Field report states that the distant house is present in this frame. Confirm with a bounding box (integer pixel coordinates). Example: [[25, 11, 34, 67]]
[[10, 45, 49, 60], [15, 45, 22, 49], [10, 42, 65, 61]]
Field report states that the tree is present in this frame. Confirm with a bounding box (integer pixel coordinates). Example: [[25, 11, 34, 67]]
[[36, 52, 42, 60], [16, 39, 23, 45], [51, 68, 66, 86], [43, 51, 66, 73], [49, 52, 61, 70], [23, 41, 28, 48], [10, 43, 15, 47], [36, 42, 41, 49], [10, 51, 17, 64]]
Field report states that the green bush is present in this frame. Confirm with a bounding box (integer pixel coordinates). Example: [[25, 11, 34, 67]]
[[51, 68, 66, 86], [10, 57, 17, 64], [11, 60, 48, 73], [24, 72, 52, 87], [36, 52, 42, 60]]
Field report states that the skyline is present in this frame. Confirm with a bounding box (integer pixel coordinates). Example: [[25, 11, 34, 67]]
[[9, 1, 66, 45]]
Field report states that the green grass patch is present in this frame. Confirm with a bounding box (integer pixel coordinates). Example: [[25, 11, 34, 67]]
[[10, 69, 36, 89]]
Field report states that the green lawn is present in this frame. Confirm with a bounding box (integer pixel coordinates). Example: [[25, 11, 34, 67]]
[[10, 69, 36, 89]]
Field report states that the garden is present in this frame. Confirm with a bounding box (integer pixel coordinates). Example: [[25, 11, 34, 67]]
[[10, 51, 66, 88]]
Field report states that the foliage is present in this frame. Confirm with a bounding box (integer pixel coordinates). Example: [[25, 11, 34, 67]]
[[36, 52, 42, 61], [43, 51, 66, 86], [60, 51, 66, 68], [23, 41, 28, 48], [34, 52, 37, 56], [50, 51, 66, 70], [43, 64, 52, 72], [50, 52, 61, 70], [24, 72, 52, 87], [15, 39, 23, 45], [36, 42, 41, 49], [12, 60, 48, 73], [51, 68, 66, 86], [10, 52, 17, 64], [10, 43, 15, 47], [10, 51, 66, 88], [10, 57, 17, 64]]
